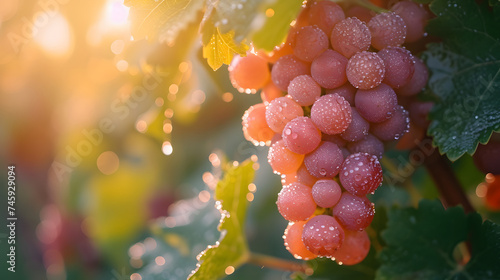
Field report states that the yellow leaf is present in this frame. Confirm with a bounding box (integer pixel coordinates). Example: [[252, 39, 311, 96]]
[[202, 28, 249, 71]]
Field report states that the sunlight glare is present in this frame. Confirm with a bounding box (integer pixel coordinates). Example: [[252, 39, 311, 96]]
[[34, 13, 73, 57]]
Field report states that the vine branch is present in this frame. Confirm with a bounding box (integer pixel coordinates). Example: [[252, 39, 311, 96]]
[[423, 146, 474, 213]]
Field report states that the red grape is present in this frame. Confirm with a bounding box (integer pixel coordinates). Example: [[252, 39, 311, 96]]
[[347, 51, 386, 90], [277, 182, 316, 221], [311, 94, 352, 135], [304, 141, 344, 178], [312, 179, 342, 208], [302, 215, 345, 257], [282, 116, 322, 154], [340, 153, 383, 196], [311, 49, 348, 89], [265, 96, 304, 133], [332, 192, 375, 231]]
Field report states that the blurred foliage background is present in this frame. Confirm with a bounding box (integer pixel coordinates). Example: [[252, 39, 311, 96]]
[[0, 1, 498, 280]]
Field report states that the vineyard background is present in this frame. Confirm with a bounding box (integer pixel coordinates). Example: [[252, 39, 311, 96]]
[[0, 0, 499, 280]]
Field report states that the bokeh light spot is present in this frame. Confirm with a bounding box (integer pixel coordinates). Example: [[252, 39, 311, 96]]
[[225, 266, 235, 275], [198, 190, 211, 203], [155, 256, 166, 266], [162, 141, 173, 155], [222, 92, 233, 102], [97, 151, 120, 175]]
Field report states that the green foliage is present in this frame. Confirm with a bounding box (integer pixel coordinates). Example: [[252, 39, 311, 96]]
[[125, 0, 204, 43], [422, 0, 500, 160], [126, 0, 305, 70], [188, 159, 256, 280], [252, 0, 303, 51], [377, 200, 500, 280], [135, 198, 221, 280]]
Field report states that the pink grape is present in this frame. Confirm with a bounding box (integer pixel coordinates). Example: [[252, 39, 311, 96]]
[[277, 182, 317, 221], [302, 215, 345, 256], [311, 94, 352, 135], [391, 0, 430, 43], [371, 105, 410, 141], [332, 229, 370, 265], [229, 53, 270, 93], [355, 83, 398, 123], [397, 56, 429, 96], [265, 96, 304, 133], [307, 0, 345, 35], [271, 54, 310, 91], [282, 117, 322, 154], [347, 51, 385, 90], [288, 75, 322, 106], [312, 179, 342, 208], [242, 103, 275, 146], [330, 17, 371, 58], [368, 12, 406, 50], [268, 139, 304, 174], [311, 49, 348, 89], [292, 26, 329, 62], [347, 134, 385, 159], [304, 141, 344, 178], [325, 83, 356, 106], [340, 153, 383, 196], [332, 192, 375, 231], [340, 107, 370, 142], [378, 47, 415, 89], [284, 221, 318, 260]]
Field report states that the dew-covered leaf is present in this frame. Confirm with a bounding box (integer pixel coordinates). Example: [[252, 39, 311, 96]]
[[422, 0, 500, 160], [188, 159, 255, 280], [132, 197, 220, 280], [376, 199, 500, 280]]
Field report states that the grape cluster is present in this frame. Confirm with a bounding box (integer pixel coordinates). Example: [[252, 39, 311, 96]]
[[233, 0, 431, 264]]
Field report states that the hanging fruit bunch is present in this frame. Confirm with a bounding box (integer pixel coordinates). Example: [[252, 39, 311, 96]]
[[231, 0, 432, 264]]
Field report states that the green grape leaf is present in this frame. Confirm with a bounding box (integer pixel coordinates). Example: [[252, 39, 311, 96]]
[[133, 197, 221, 280], [201, 18, 249, 70], [421, 0, 500, 160], [376, 200, 500, 280], [252, 0, 303, 51], [124, 0, 204, 43], [203, 0, 263, 43], [188, 159, 256, 280]]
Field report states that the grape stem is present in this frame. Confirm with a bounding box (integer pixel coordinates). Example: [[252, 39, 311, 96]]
[[248, 252, 310, 274], [423, 147, 474, 213]]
